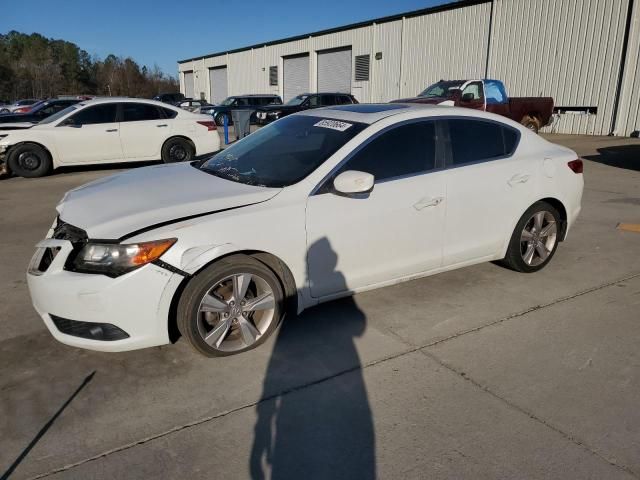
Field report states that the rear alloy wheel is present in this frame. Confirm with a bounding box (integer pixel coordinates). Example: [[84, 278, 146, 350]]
[[177, 255, 284, 357], [7, 143, 52, 178], [161, 137, 194, 163], [501, 201, 561, 273]]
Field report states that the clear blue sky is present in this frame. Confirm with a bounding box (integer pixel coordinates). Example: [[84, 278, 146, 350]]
[[2, 0, 451, 77]]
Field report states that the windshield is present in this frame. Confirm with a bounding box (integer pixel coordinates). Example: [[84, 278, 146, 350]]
[[38, 105, 77, 125], [199, 115, 367, 188], [220, 97, 236, 106], [418, 81, 464, 98], [286, 95, 308, 106]]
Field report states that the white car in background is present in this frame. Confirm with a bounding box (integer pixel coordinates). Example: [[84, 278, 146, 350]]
[[0, 98, 219, 177], [27, 104, 583, 357]]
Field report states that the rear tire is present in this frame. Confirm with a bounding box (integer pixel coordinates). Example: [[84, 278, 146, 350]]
[[7, 143, 52, 178], [522, 115, 540, 133], [500, 201, 561, 273], [177, 255, 284, 357], [161, 137, 194, 163]]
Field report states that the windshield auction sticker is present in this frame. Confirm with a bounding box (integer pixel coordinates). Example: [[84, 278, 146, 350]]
[[314, 119, 353, 131]]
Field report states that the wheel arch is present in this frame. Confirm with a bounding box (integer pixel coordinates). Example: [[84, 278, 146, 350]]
[[499, 197, 569, 260], [539, 197, 568, 240], [161, 135, 196, 157], [7, 141, 56, 171], [166, 249, 299, 343]]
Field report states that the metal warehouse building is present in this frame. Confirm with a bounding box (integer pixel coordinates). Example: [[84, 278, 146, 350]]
[[178, 0, 640, 136]]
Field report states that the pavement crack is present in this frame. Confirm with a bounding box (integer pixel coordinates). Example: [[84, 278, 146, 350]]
[[419, 348, 639, 479], [28, 271, 640, 479]]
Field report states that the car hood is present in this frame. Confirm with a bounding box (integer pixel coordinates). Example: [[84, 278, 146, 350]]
[[56, 162, 282, 239]]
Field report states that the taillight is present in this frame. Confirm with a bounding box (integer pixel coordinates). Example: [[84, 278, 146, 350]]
[[15, 107, 31, 113], [567, 159, 583, 174], [197, 121, 216, 131]]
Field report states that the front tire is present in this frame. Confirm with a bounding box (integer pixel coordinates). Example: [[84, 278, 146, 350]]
[[7, 143, 53, 178], [161, 137, 194, 163], [177, 255, 284, 357], [501, 201, 561, 273]]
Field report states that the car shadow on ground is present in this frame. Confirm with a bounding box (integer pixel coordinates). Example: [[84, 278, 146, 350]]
[[250, 238, 376, 480], [583, 144, 640, 171]]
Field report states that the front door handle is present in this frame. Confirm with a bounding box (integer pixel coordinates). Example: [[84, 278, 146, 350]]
[[508, 173, 530, 187], [413, 196, 444, 211], [156, 124, 168, 128], [106, 128, 118, 132]]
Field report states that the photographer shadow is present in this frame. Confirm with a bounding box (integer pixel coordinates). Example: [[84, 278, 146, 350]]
[[250, 237, 375, 480]]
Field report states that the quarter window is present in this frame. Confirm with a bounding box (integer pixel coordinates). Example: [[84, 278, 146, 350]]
[[69, 104, 117, 125], [339, 121, 437, 182], [122, 103, 164, 122], [446, 119, 519, 165]]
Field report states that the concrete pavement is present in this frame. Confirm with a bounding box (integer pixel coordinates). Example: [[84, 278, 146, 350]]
[[0, 134, 639, 479]]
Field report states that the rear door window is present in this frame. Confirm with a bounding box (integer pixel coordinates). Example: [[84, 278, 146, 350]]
[[445, 118, 519, 166], [121, 103, 164, 122]]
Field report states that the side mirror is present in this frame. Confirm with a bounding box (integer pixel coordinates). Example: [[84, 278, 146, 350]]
[[461, 93, 475, 102], [333, 170, 374, 196]]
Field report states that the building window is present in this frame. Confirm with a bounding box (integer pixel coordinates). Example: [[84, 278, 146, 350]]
[[269, 66, 278, 86], [355, 54, 370, 81]]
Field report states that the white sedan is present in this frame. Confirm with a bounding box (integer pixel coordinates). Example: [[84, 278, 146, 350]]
[[27, 104, 583, 356], [0, 98, 219, 177]]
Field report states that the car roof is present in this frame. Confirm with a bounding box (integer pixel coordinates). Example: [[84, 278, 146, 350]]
[[76, 97, 177, 108], [295, 103, 524, 127], [234, 94, 280, 97]]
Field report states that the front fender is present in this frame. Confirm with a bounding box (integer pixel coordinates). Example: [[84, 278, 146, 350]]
[[179, 243, 238, 274]]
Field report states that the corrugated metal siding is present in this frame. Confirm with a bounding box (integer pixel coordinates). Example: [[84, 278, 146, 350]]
[[488, 0, 628, 135], [178, 0, 638, 136], [400, 3, 491, 98], [371, 21, 403, 102], [615, 0, 640, 135]]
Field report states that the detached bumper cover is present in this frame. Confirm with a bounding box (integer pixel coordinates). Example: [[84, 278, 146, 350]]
[[27, 238, 184, 352]]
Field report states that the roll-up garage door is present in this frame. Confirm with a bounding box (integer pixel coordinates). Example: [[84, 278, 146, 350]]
[[184, 71, 194, 99], [209, 67, 228, 105], [283, 54, 309, 102], [317, 48, 352, 94]]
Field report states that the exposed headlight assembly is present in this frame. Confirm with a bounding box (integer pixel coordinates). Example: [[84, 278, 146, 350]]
[[72, 238, 177, 276], [267, 111, 281, 118]]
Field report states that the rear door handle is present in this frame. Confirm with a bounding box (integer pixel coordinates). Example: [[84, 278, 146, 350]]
[[508, 173, 530, 187], [106, 128, 118, 132], [156, 124, 168, 128], [413, 196, 444, 211]]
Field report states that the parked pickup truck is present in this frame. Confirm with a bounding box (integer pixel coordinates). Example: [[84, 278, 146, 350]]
[[392, 79, 553, 133]]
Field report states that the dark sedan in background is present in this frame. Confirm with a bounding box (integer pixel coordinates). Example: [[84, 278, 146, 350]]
[[0, 98, 82, 130], [255, 92, 357, 125], [209, 94, 282, 125]]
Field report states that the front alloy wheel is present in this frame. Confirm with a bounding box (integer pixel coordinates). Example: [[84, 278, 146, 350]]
[[196, 273, 276, 352], [177, 255, 284, 357]]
